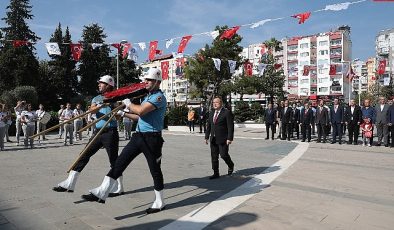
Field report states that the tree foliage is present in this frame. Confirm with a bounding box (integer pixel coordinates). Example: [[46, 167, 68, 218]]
[[78, 23, 112, 96], [185, 25, 243, 107], [0, 0, 40, 92]]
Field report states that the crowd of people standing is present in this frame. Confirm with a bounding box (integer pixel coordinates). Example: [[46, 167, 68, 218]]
[[264, 97, 394, 147]]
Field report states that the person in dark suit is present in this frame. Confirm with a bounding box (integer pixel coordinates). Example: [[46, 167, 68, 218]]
[[361, 99, 376, 146], [280, 100, 292, 141], [315, 100, 329, 143], [374, 97, 390, 147], [197, 102, 207, 133], [264, 103, 276, 140], [205, 97, 234, 180], [387, 101, 394, 148], [330, 98, 345, 144], [345, 99, 362, 145], [290, 103, 300, 139], [300, 102, 314, 142]]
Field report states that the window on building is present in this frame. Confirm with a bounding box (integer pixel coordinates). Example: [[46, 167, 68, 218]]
[[300, 79, 309, 84], [319, 41, 328, 46], [300, 43, 309, 49], [299, 61, 309, 66], [319, 50, 329, 55], [318, 87, 328, 93], [288, 45, 298, 51], [318, 77, 329, 83], [300, 52, 309, 57], [300, 88, 309, 94]]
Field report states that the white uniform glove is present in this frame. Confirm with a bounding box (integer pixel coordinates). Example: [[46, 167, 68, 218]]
[[122, 98, 131, 107], [117, 110, 125, 117]]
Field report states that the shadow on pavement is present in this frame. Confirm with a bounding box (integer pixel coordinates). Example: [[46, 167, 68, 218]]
[[113, 212, 258, 230], [114, 166, 278, 221]]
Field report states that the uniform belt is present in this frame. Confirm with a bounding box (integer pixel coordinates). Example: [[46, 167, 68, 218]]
[[97, 127, 117, 133], [135, 132, 162, 137]]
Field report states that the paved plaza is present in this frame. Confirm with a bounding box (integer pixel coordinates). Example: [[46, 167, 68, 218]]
[[0, 128, 393, 229]]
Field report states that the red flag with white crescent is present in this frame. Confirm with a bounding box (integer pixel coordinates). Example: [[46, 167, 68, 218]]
[[121, 43, 132, 58], [291, 12, 311, 24], [177, 35, 192, 53], [161, 61, 169, 80], [329, 64, 337, 75], [220, 26, 240, 40], [148, 41, 158, 61], [70, 43, 82, 61], [13, 40, 30, 47], [378, 59, 386, 75], [244, 61, 253, 76]]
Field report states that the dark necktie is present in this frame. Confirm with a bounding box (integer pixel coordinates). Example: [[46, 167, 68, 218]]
[[213, 111, 219, 124]]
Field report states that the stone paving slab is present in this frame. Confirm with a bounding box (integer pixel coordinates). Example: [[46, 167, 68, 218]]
[[0, 129, 291, 229]]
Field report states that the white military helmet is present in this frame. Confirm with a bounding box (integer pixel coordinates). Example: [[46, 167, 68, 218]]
[[98, 75, 115, 87], [143, 68, 162, 81]]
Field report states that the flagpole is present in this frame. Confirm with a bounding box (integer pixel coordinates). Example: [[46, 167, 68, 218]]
[[116, 52, 119, 89]]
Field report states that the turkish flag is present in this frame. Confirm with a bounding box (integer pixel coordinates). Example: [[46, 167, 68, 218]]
[[121, 43, 131, 58], [177, 35, 192, 53], [111, 43, 121, 52], [13, 40, 30, 47], [220, 26, 240, 40], [303, 65, 310, 76], [70, 43, 82, 61], [291, 12, 311, 24], [161, 61, 169, 80], [274, 63, 282, 69], [329, 64, 337, 75], [148, 41, 158, 61], [346, 65, 355, 81], [244, 61, 253, 76], [378, 60, 386, 75]]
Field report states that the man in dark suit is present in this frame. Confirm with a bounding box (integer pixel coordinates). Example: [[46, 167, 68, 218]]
[[300, 102, 314, 142], [374, 97, 390, 147], [345, 99, 362, 145], [197, 102, 207, 133], [330, 98, 345, 144], [290, 103, 300, 139], [264, 103, 276, 140], [280, 100, 292, 141], [387, 100, 394, 148], [315, 100, 329, 143], [205, 97, 234, 180]]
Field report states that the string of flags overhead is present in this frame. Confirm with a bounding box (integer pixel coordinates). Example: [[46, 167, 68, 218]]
[[0, 0, 367, 62]]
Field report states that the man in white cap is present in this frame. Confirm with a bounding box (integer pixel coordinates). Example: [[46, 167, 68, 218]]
[[53, 75, 124, 197], [82, 68, 167, 214]]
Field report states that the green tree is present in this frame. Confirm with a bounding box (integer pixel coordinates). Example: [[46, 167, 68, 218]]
[[259, 38, 286, 103], [78, 23, 111, 96], [45, 24, 78, 105], [0, 0, 40, 91], [185, 25, 243, 107]]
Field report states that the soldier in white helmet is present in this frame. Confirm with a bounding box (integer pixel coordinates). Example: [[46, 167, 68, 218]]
[[53, 75, 124, 197], [82, 68, 167, 214]]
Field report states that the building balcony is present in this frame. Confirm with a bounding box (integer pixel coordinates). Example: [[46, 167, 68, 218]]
[[330, 54, 342, 59], [288, 85, 298, 88], [330, 44, 342, 49], [311, 83, 317, 87], [288, 76, 298, 80], [288, 59, 298, 63]]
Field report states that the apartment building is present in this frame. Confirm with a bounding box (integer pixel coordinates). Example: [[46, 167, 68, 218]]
[[282, 26, 352, 101], [140, 54, 189, 104], [376, 28, 394, 85]]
